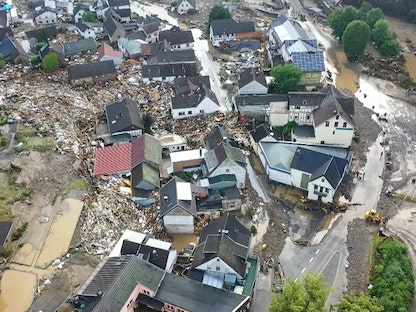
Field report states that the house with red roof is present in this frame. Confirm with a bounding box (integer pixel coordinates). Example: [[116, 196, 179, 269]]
[[98, 42, 123, 66]]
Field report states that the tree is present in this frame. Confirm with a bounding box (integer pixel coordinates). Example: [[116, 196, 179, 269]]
[[379, 39, 401, 56], [372, 19, 395, 47], [365, 7, 384, 29], [42, 53, 59, 71], [269, 64, 302, 93], [269, 272, 330, 312], [0, 54, 4, 70], [208, 4, 231, 23], [342, 20, 370, 58], [336, 292, 384, 312], [30, 55, 41, 66], [82, 11, 95, 23], [329, 6, 359, 39]]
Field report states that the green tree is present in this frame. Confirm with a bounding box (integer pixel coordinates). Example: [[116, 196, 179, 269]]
[[379, 39, 401, 56], [372, 19, 396, 48], [365, 7, 384, 29], [82, 11, 95, 23], [30, 55, 41, 66], [208, 4, 231, 23], [42, 53, 59, 71], [0, 54, 4, 69], [342, 20, 370, 58], [329, 6, 359, 39], [360, 1, 373, 14], [269, 272, 330, 312], [269, 64, 302, 93], [336, 292, 384, 312]]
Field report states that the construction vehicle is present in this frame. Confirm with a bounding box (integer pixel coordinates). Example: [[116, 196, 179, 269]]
[[365, 209, 385, 224]]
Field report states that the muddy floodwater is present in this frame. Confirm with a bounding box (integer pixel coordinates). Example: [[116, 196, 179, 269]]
[[170, 233, 199, 251], [404, 53, 416, 81], [326, 47, 360, 93], [0, 270, 37, 312]]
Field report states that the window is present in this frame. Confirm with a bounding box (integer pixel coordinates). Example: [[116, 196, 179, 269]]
[[186, 43, 190, 47], [335, 115, 339, 120], [199, 109, 204, 113], [127, 299, 133, 309], [325, 121, 329, 127], [334, 122, 338, 127], [314, 185, 318, 189], [295, 105, 300, 109], [321, 141, 325, 144], [207, 265, 212, 270], [306, 114, 310, 120], [226, 169, 230, 173], [303, 100, 307, 105], [343, 122, 347, 127], [333, 131, 335, 135], [326, 188, 329, 192], [179, 112, 185, 116], [143, 289, 150, 295], [216, 266, 221, 271], [188, 111, 192, 115]]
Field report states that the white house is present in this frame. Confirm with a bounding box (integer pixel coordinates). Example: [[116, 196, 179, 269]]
[[75, 21, 96, 39], [73, 5, 88, 23], [34, 8, 57, 25], [238, 67, 268, 95], [258, 141, 352, 203], [209, 18, 255, 47], [176, 0, 196, 15], [159, 27, 194, 51]]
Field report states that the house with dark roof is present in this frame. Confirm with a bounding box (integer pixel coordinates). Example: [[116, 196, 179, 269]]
[[105, 97, 144, 139], [258, 141, 352, 202], [189, 213, 257, 301], [268, 15, 325, 85], [73, 5, 88, 23], [75, 21, 96, 39], [147, 50, 196, 65], [159, 176, 208, 233], [176, 0, 196, 15], [0, 10, 9, 28], [67, 60, 116, 84], [203, 142, 247, 189], [63, 37, 97, 57], [91, 0, 109, 19], [209, 18, 256, 47], [141, 63, 198, 83], [159, 26, 194, 50], [34, 7, 57, 25], [238, 67, 268, 95], [70, 254, 250, 312], [203, 126, 238, 150], [25, 26, 58, 41], [103, 14, 126, 43], [249, 123, 281, 154], [170, 83, 220, 120], [0, 32, 28, 64], [172, 75, 210, 96], [0, 221, 14, 254], [139, 20, 161, 43], [106, 0, 130, 23]]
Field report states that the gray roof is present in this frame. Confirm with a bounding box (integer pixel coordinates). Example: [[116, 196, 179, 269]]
[[147, 50, 196, 65], [75, 21, 89, 32], [288, 92, 327, 108], [192, 213, 251, 277], [25, 26, 58, 40], [159, 176, 197, 217], [159, 27, 194, 45], [204, 143, 246, 174], [312, 94, 355, 127], [177, 0, 196, 8], [67, 60, 116, 81], [113, 8, 131, 18], [141, 22, 159, 35], [235, 94, 288, 107], [203, 126, 236, 150], [73, 5, 87, 16], [292, 125, 315, 138], [171, 84, 219, 109], [107, 0, 130, 7], [269, 15, 310, 42], [290, 146, 349, 189], [141, 63, 197, 79], [63, 37, 96, 56], [172, 76, 210, 96], [250, 124, 272, 142], [238, 67, 267, 89], [105, 97, 144, 134], [210, 18, 255, 36], [103, 15, 125, 37], [0, 221, 13, 245], [157, 270, 249, 312]]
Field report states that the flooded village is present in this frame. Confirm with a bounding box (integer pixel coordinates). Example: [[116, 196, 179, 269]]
[[1, 0, 416, 311]]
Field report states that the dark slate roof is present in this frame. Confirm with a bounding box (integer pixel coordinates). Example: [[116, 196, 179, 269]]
[[76, 21, 89, 32], [238, 67, 267, 89], [292, 125, 315, 138], [159, 176, 197, 217], [67, 60, 116, 81], [204, 126, 236, 150], [159, 27, 194, 45], [288, 92, 327, 108], [141, 63, 197, 79], [207, 174, 237, 186], [73, 5, 88, 16], [156, 273, 249, 312], [0, 10, 7, 28], [89, 256, 165, 312], [0, 27, 12, 40], [191, 213, 251, 277], [210, 18, 255, 36], [235, 94, 288, 107], [63, 37, 96, 56], [120, 240, 169, 270], [107, 0, 130, 7], [312, 94, 355, 127], [250, 124, 272, 142], [141, 22, 159, 35], [321, 84, 355, 116], [103, 15, 124, 37], [0, 221, 13, 245], [120, 240, 140, 255], [147, 50, 196, 65], [290, 146, 349, 188], [149, 39, 172, 54], [25, 26, 58, 40], [113, 8, 131, 18], [177, 0, 196, 8], [171, 84, 219, 109], [0, 35, 16, 59], [105, 97, 144, 134], [172, 75, 210, 96]]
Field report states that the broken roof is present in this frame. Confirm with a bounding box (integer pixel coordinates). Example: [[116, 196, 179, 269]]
[[172, 76, 211, 96], [171, 84, 219, 109], [63, 37, 96, 56]]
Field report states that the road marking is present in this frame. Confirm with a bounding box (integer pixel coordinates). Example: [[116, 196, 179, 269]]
[[309, 257, 314, 263], [301, 267, 306, 273], [315, 249, 320, 255]]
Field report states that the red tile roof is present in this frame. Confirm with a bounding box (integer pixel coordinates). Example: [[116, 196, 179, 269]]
[[98, 42, 123, 60], [94, 142, 132, 175]]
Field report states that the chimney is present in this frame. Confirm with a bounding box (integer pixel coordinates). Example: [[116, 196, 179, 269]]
[[164, 195, 168, 202], [295, 149, 301, 158]]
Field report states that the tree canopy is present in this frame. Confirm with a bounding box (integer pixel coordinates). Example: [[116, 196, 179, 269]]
[[269, 64, 302, 93], [342, 20, 370, 58], [329, 6, 359, 39], [82, 11, 95, 23], [269, 272, 330, 312], [336, 292, 384, 312], [42, 53, 59, 71], [365, 7, 384, 29], [208, 4, 231, 23], [0, 54, 4, 70]]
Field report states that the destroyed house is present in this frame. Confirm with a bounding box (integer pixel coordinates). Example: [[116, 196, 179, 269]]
[[141, 63, 197, 83], [67, 60, 116, 84], [172, 75, 210, 96], [63, 37, 97, 57], [203, 126, 238, 150]]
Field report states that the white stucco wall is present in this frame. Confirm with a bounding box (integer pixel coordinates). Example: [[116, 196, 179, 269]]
[[196, 257, 242, 279], [210, 159, 246, 189], [239, 81, 268, 95], [163, 215, 194, 233], [314, 115, 354, 147], [307, 176, 335, 203], [172, 98, 220, 120]]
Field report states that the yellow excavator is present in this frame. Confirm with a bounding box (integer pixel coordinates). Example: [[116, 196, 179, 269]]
[[365, 209, 385, 224]]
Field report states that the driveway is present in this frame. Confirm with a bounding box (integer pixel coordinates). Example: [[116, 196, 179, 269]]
[[251, 271, 272, 312]]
